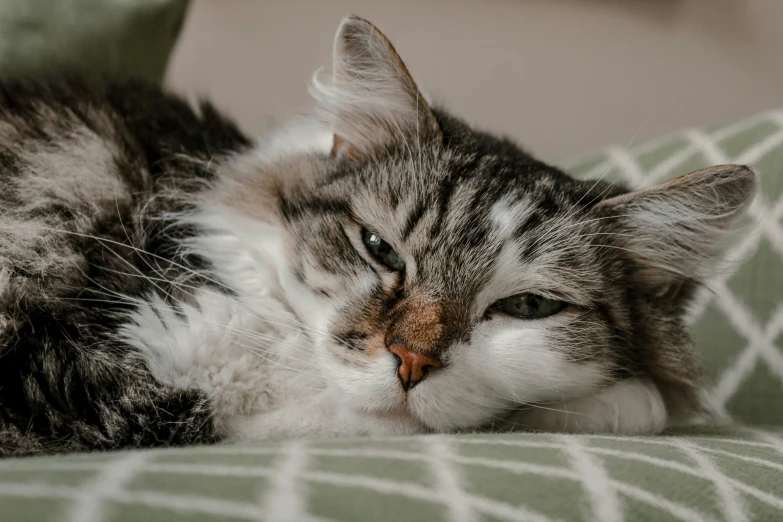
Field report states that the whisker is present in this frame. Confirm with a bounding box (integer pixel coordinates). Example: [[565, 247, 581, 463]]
[[45, 225, 361, 350]]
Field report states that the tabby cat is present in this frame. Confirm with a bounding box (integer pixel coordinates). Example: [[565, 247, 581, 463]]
[[0, 16, 756, 457]]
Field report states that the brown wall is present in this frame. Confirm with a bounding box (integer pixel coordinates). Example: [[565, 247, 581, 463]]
[[166, 0, 783, 163]]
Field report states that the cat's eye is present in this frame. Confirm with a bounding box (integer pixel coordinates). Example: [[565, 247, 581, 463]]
[[361, 229, 405, 271], [494, 293, 566, 319]]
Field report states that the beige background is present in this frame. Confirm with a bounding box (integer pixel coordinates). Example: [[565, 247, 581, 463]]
[[166, 0, 783, 163]]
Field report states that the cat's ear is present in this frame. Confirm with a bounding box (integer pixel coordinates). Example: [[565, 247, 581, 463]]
[[596, 165, 757, 287], [311, 15, 442, 162]]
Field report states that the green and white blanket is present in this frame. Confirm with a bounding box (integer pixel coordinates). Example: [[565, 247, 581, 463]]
[[1, 428, 782, 522]]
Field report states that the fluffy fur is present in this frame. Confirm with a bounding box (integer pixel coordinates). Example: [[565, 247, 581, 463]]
[[0, 16, 756, 457]]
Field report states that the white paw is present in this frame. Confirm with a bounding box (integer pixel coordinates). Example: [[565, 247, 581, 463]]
[[500, 377, 668, 435], [121, 290, 309, 419]]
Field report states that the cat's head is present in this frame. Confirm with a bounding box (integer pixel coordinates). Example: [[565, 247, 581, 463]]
[[223, 16, 756, 432]]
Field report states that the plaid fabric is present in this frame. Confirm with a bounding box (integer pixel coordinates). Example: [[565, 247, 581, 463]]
[[1, 111, 781, 521]]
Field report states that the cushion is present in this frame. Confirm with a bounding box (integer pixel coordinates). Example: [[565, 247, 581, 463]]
[[1, 428, 782, 521], [0, 0, 189, 83], [1, 107, 782, 521]]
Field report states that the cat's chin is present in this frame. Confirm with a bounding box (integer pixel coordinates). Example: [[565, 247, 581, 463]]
[[350, 392, 429, 428], [360, 408, 434, 436], [357, 392, 491, 434], [338, 386, 471, 434]]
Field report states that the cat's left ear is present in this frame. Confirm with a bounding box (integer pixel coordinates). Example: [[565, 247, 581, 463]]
[[596, 164, 757, 287], [311, 16, 442, 162]]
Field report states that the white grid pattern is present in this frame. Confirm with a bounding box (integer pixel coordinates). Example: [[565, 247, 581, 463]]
[[1, 431, 783, 522], [560, 434, 621, 522], [424, 435, 477, 522], [674, 439, 749, 522], [262, 440, 310, 522], [65, 452, 150, 522]]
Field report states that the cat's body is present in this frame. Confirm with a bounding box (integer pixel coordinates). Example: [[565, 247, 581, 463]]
[[0, 17, 755, 457], [0, 81, 251, 456]]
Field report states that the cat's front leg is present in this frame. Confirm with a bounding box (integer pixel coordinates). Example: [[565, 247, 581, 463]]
[[223, 391, 425, 442], [498, 377, 668, 436]]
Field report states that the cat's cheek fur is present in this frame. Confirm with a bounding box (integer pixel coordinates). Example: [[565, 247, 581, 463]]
[[405, 321, 611, 432], [478, 321, 610, 403], [278, 264, 338, 341], [326, 351, 407, 415]]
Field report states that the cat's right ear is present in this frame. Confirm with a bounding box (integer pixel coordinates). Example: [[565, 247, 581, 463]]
[[595, 164, 758, 286], [310, 16, 442, 162]]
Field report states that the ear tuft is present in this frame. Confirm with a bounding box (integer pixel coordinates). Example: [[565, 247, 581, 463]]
[[310, 15, 442, 161], [597, 164, 757, 283]]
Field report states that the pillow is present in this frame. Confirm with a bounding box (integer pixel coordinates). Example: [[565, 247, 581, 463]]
[[0, 0, 189, 83]]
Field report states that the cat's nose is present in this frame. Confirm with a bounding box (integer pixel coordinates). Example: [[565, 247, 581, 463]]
[[387, 342, 442, 391]]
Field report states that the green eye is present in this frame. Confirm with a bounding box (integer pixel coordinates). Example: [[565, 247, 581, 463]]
[[495, 293, 567, 319], [362, 229, 405, 271]]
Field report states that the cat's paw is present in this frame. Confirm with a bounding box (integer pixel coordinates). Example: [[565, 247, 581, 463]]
[[499, 377, 668, 435]]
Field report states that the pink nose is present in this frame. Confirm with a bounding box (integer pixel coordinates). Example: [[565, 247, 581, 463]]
[[388, 343, 443, 391]]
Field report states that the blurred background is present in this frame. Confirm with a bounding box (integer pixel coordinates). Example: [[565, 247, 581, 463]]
[[165, 0, 783, 163]]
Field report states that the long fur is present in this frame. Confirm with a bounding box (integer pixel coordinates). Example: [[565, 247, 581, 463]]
[[0, 17, 756, 457]]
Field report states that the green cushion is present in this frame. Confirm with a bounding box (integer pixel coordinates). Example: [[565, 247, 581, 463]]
[[0, 0, 189, 83], [1, 428, 782, 521], [565, 109, 783, 427]]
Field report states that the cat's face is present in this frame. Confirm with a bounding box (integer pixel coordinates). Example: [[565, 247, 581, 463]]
[[282, 142, 630, 431], [246, 17, 756, 432]]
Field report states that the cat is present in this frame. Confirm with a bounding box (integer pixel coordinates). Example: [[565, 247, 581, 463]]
[[0, 15, 756, 457]]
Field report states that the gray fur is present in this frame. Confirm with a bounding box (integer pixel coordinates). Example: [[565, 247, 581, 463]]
[[0, 17, 756, 456]]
